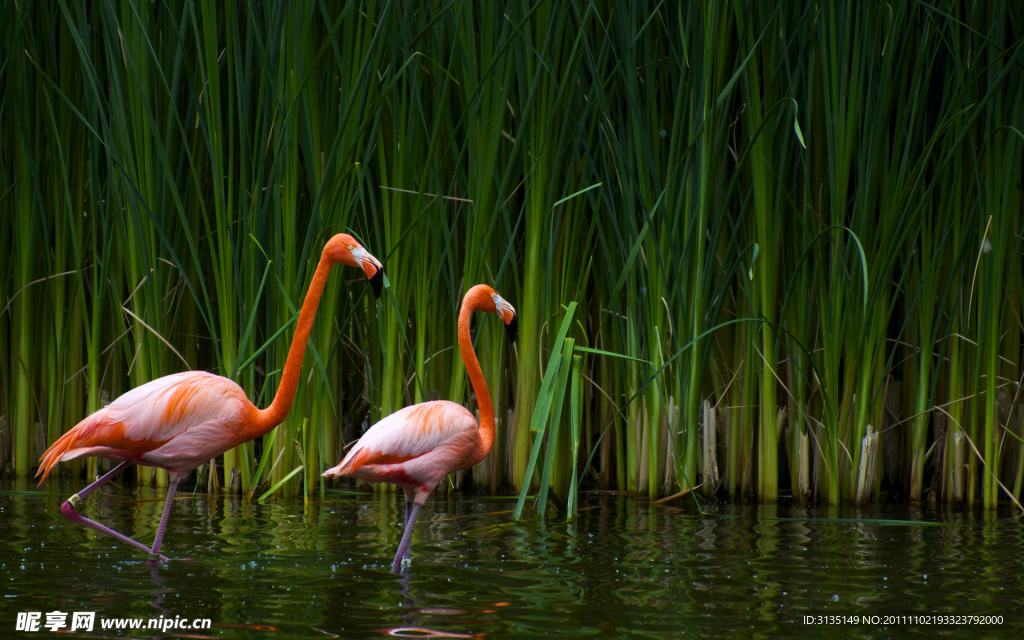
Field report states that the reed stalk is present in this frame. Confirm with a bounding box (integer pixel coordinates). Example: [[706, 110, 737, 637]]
[[3, 0, 1022, 512]]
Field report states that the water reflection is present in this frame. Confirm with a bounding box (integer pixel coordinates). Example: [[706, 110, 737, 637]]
[[1, 483, 1022, 638]]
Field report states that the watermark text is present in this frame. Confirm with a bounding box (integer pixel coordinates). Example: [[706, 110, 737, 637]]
[[16, 611, 211, 633]]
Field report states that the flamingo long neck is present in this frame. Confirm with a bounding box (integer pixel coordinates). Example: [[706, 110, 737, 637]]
[[459, 302, 494, 463], [253, 252, 336, 434]]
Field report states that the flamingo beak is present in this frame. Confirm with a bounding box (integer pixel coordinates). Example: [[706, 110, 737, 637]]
[[369, 264, 385, 299], [505, 311, 518, 344], [492, 294, 517, 344], [353, 248, 385, 298]]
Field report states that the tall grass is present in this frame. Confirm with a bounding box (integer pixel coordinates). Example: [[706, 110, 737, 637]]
[[1, 0, 1022, 512]]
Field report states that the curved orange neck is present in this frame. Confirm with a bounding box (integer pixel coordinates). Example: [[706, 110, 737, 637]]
[[253, 251, 337, 433], [459, 300, 495, 464]]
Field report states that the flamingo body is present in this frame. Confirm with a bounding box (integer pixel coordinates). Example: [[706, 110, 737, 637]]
[[38, 372, 253, 480], [324, 400, 479, 501]]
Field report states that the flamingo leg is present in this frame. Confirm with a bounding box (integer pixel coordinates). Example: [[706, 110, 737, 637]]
[[60, 462, 169, 562], [76, 461, 131, 499], [147, 479, 180, 565], [401, 488, 415, 560], [392, 502, 424, 570]]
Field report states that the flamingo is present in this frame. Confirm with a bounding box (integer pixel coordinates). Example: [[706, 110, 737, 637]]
[[36, 233, 384, 564], [323, 284, 517, 569]]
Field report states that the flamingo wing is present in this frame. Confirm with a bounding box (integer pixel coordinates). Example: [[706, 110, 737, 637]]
[[326, 401, 477, 476], [37, 372, 250, 480]]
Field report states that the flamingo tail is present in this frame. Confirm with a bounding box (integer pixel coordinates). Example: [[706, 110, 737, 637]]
[[35, 416, 100, 483]]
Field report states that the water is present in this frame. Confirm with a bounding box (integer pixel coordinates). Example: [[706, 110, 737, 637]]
[[2, 481, 1021, 638]]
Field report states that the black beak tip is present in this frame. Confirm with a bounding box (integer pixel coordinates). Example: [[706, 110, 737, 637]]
[[370, 266, 384, 299], [505, 313, 518, 344]]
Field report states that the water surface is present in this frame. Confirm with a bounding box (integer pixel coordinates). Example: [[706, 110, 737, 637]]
[[1, 481, 1021, 638]]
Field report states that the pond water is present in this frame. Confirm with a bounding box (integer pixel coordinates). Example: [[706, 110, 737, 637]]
[[1, 480, 1021, 638]]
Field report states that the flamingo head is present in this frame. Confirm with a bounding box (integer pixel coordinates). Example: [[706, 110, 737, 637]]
[[488, 289, 518, 344], [326, 233, 385, 298], [464, 284, 518, 343]]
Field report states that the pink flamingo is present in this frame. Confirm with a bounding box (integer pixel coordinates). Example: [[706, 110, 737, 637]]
[[36, 233, 383, 564], [323, 284, 517, 569]]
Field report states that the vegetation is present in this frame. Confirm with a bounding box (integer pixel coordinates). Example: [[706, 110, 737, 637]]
[[1, 1, 1021, 511]]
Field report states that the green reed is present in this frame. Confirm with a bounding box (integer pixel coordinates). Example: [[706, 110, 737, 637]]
[[2, 0, 1022, 513]]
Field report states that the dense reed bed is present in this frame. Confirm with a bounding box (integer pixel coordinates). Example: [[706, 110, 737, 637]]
[[1, 1, 1021, 511]]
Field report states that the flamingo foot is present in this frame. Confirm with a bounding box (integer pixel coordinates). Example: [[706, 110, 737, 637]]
[[392, 544, 413, 566], [147, 552, 172, 566], [148, 555, 197, 567]]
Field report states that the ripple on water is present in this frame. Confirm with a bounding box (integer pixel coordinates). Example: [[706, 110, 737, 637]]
[[1, 485, 1022, 638]]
